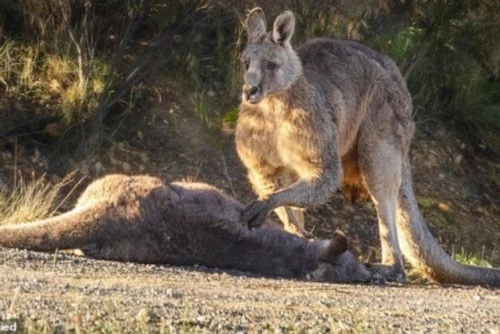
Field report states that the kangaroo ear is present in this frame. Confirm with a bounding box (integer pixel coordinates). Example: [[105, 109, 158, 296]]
[[319, 230, 348, 262], [246, 7, 267, 43], [272, 10, 295, 47]]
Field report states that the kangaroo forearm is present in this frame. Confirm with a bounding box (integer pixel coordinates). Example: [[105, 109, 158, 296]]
[[268, 174, 340, 209]]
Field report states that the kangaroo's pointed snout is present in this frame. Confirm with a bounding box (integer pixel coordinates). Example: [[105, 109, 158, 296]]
[[242, 83, 262, 104]]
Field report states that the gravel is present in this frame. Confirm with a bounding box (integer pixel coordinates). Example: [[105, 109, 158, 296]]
[[0, 247, 499, 333]]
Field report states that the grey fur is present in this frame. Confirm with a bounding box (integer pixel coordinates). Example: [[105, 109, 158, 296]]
[[0, 174, 372, 283], [236, 8, 500, 286]]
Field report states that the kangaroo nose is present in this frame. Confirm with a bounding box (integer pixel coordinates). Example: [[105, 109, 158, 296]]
[[249, 85, 259, 96], [243, 84, 261, 103]]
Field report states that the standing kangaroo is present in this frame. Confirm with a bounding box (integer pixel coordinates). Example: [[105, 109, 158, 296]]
[[236, 8, 500, 285], [0, 174, 372, 283]]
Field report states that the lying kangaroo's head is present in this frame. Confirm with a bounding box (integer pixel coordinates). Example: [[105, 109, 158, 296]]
[[241, 8, 302, 104], [313, 231, 373, 283]]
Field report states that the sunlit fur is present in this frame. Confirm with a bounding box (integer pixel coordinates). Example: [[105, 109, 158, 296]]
[[236, 8, 500, 286], [0, 174, 372, 283]]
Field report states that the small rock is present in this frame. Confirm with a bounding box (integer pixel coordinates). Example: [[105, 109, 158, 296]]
[[23, 250, 32, 260], [454, 154, 463, 165], [166, 288, 183, 299], [136, 308, 156, 323]]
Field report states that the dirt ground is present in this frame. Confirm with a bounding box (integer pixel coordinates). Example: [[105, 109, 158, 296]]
[[1, 99, 500, 332], [1, 248, 499, 333]]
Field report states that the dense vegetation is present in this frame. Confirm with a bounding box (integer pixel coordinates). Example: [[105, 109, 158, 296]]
[[1, 0, 499, 160]]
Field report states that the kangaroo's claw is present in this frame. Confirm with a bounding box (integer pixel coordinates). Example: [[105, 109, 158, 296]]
[[242, 200, 271, 228]]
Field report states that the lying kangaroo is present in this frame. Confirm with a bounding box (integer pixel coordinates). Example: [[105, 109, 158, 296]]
[[0, 174, 372, 283], [235, 8, 500, 286]]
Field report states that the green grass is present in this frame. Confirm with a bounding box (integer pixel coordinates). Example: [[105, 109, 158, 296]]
[[452, 247, 493, 268], [416, 196, 496, 268], [190, 90, 218, 129], [222, 108, 239, 130], [0, 38, 109, 125]]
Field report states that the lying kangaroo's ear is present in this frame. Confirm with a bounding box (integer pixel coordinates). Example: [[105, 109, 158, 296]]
[[246, 7, 267, 43], [272, 10, 295, 47], [319, 230, 348, 262]]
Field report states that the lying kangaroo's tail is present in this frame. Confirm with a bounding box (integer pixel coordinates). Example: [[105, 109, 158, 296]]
[[0, 204, 104, 251], [396, 156, 500, 286]]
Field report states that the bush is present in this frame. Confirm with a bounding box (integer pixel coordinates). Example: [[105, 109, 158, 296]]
[[1, 0, 499, 156]]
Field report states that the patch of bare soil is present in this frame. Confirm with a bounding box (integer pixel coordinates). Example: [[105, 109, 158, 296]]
[[1, 97, 500, 331], [1, 248, 499, 332]]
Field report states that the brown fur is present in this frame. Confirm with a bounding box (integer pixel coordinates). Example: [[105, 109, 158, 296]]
[[236, 8, 500, 286], [0, 174, 372, 283]]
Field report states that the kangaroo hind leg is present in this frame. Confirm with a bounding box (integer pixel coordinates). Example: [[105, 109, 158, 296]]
[[359, 134, 406, 282]]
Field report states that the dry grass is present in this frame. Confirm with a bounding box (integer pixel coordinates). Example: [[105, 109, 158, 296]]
[[0, 172, 82, 225]]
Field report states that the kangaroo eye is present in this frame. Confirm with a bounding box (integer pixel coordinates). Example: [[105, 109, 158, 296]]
[[266, 61, 278, 71], [242, 59, 250, 70]]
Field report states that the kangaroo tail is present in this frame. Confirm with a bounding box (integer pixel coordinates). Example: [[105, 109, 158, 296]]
[[396, 156, 500, 286], [0, 204, 105, 252]]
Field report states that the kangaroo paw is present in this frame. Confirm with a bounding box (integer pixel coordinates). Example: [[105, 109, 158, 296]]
[[242, 199, 272, 228]]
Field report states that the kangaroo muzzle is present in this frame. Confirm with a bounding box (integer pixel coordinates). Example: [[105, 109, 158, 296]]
[[242, 83, 262, 104]]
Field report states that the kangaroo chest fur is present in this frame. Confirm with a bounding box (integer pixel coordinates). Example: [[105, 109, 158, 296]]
[[236, 95, 332, 185], [237, 99, 293, 169]]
